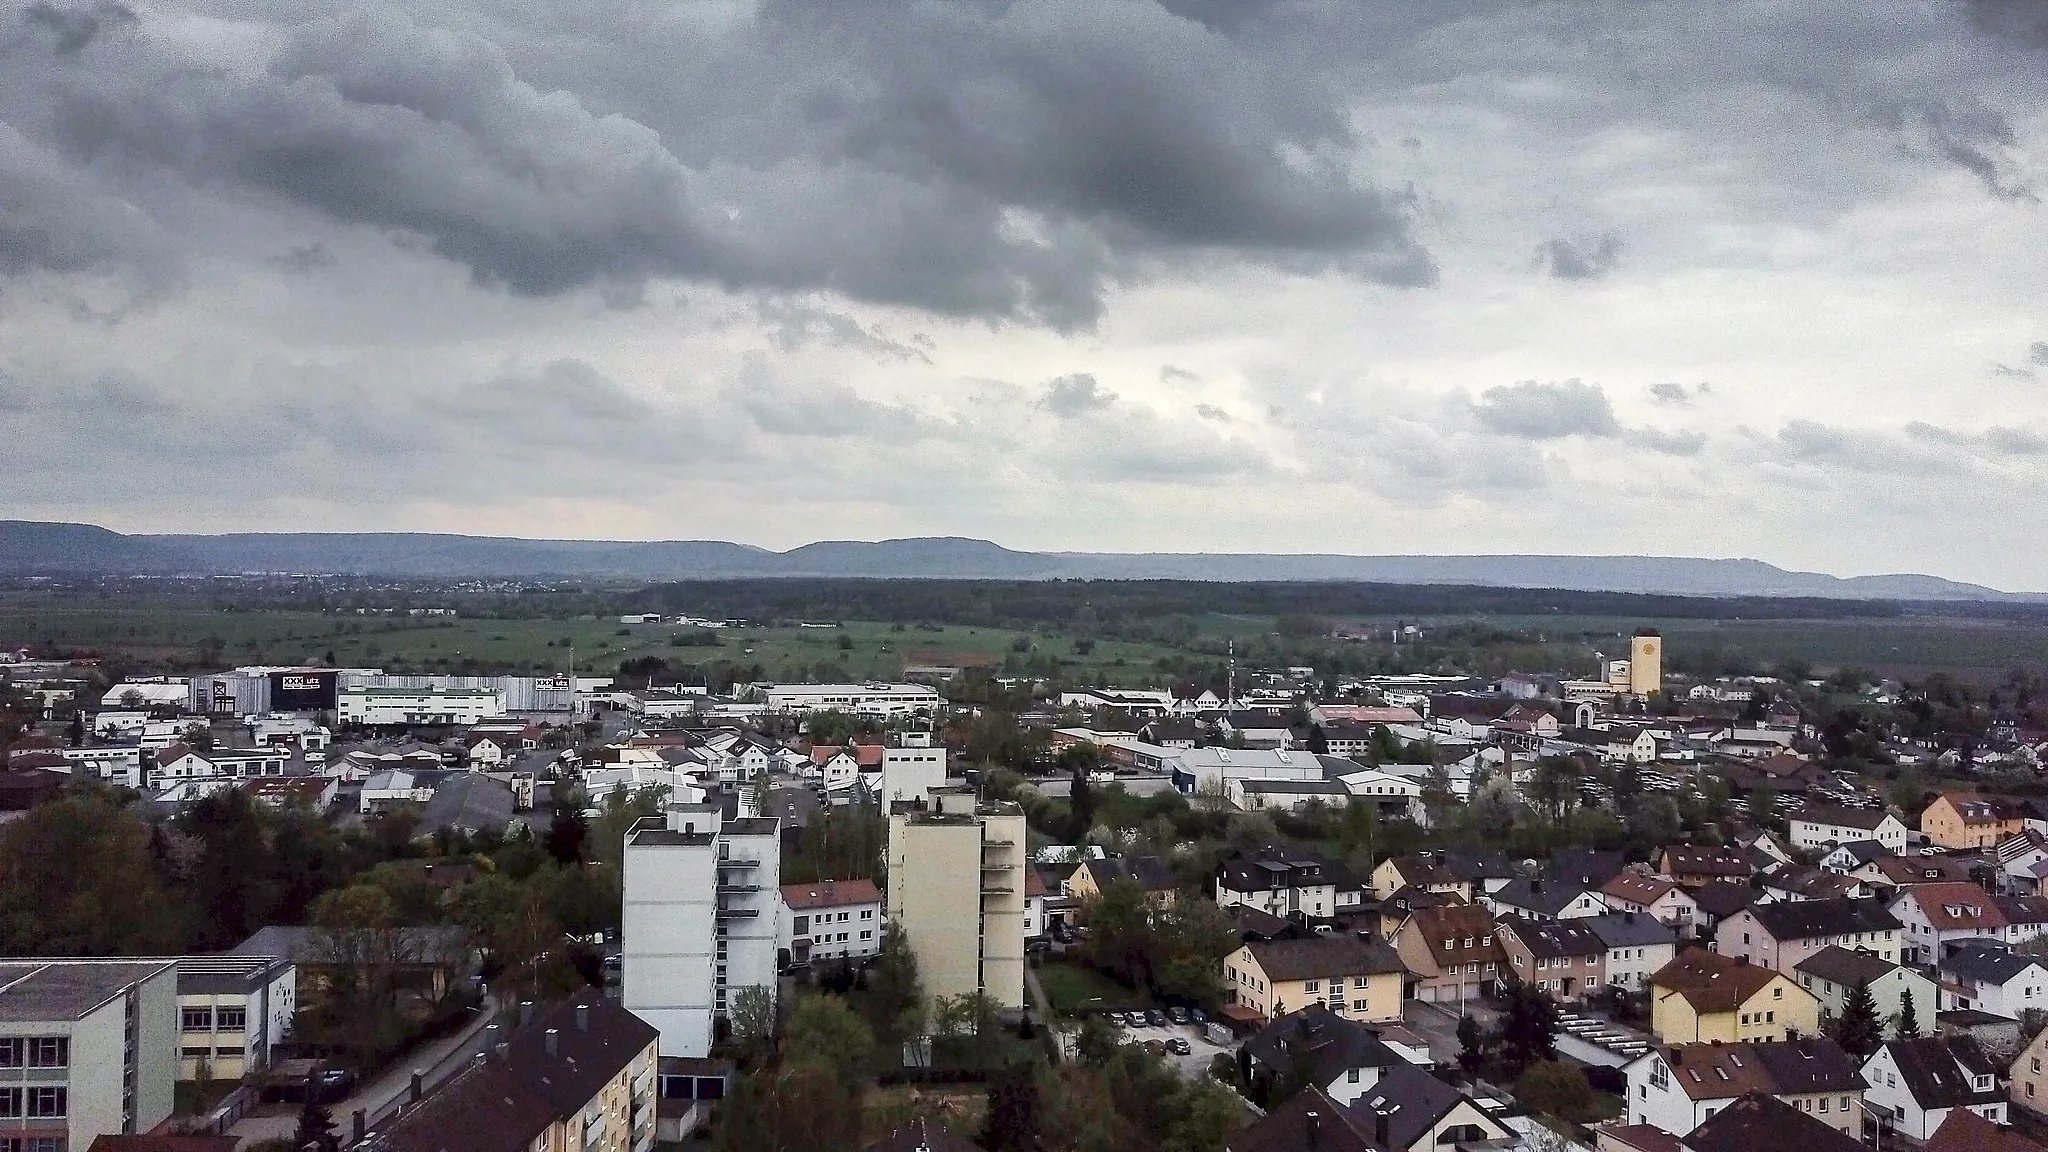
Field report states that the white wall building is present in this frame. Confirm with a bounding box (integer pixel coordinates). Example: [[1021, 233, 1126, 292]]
[[1860, 1038, 2007, 1142], [623, 802, 781, 1057], [763, 683, 944, 718], [0, 959, 180, 1148], [776, 879, 884, 968], [1791, 807, 1909, 853], [879, 733, 950, 806], [337, 687, 505, 727]]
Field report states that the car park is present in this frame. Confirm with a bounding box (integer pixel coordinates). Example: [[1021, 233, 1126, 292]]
[[1165, 1037, 1191, 1055]]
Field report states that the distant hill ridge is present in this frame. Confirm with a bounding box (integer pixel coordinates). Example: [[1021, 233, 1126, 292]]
[[0, 520, 2020, 600]]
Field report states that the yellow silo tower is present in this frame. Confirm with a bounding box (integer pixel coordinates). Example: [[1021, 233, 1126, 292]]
[[1629, 630, 1662, 697]]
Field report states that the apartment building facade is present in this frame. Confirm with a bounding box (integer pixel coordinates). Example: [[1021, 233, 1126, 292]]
[[0, 961, 178, 1152], [886, 788, 1026, 1010]]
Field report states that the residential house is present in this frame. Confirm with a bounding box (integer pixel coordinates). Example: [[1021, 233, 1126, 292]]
[[1890, 883, 2048, 963], [1066, 856, 1178, 909], [1923, 793, 2030, 850], [1818, 841, 1891, 876], [1630, 1091, 1863, 1152], [1995, 831, 2048, 895], [1485, 877, 1608, 921], [1924, 1109, 2047, 1152], [1496, 917, 1607, 1002], [1792, 805, 1909, 854], [1388, 904, 1504, 1005], [1602, 872, 1701, 931], [1622, 1037, 1867, 1137], [364, 989, 659, 1152], [777, 879, 883, 968], [1858, 852, 1981, 891], [1222, 1072, 1515, 1152], [1550, 847, 1631, 891], [1649, 948, 1818, 1044], [1586, 912, 1680, 992], [1368, 849, 1513, 902], [1238, 1004, 1406, 1105], [1223, 934, 1406, 1023], [151, 744, 289, 787], [1714, 898, 1903, 973], [1215, 846, 1361, 921], [1661, 846, 1755, 889], [1793, 946, 1937, 1036], [0, 959, 178, 1150], [1937, 940, 2048, 1019], [1757, 862, 1869, 902], [1859, 1036, 2007, 1142], [2007, 1023, 2048, 1118], [1691, 881, 1762, 935]]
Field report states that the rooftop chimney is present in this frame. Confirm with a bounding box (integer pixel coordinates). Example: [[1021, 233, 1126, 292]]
[[494, 1041, 510, 1061], [352, 1110, 365, 1144], [545, 1028, 559, 1056], [408, 1070, 423, 1103], [1374, 1107, 1390, 1150], [1306, 1110, 1320, 1149], [576, 1004, 590, 1032]]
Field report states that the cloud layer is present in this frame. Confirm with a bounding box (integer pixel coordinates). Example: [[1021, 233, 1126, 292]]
[[2, 0, 2046, 585]]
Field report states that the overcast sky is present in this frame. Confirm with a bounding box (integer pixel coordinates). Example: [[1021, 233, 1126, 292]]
[[3, 0, 2046, 585]]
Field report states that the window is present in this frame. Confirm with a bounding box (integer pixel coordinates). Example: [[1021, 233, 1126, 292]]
[[183, 1008, 215, 1031], [862, 909, 874, 919], [216, 1007, 246, 1031], [25, 1038, 65, 1068], [1772, 986, 1782, 999], [1353, 1000, 1368, 1012], [1303, 981, 1319, 993], [793, 915, 809, 934], [0, 1038, 16, 1068], [1347, 1069, 1360, 1083], [0, 1089, 18, 1118], [26, 1087, 64, 1119], [1818, 1098, 1828, 1113]]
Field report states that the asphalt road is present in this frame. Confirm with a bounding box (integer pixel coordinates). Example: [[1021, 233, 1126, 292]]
[[1114, 1017, 1232, 1080]]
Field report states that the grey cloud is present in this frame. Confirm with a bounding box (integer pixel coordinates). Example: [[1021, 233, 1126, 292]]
[[728, 365, 927, 440], [1649, 382, 1691, 405], [1906, 420, 2048, 456], [1472, 379, 1619, 439], [1194, 403, 1232, 422], [1535, 232, 1623, 281], [1039, 373, 1117, 418], [0, 121, 175, 286], [1160, 365, 1201, 383], [23, 1, 134, 57], [1964, 0, 2048, 49], [757, 300, 932, 364], [2033, 341, 2048, 366], [4, 0, 1434, 328], [268, 243, 336, 275], [1876, 98, 2036, 202], [1625, 427, 1708, 456]]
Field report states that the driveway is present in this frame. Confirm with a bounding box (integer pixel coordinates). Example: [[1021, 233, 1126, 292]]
[[1403, 998, 1497, 1066], [1115, 1017, 1231, 1081]]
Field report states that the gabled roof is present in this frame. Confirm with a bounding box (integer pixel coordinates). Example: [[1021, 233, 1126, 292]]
[[1744, 896, 1900, 940], [1499, 916, 1606, 960], [1648, 1036, 1863, 1101], [1583, 911, 1677, 949], [1899, 882, 2048, 931], [1936, 792, 2028, 824], [1401, 903, 1504, 968], [779, 878, 883, 911], [1941, 940, 2048, 986], [500, 989, 658, 1117], [1604, 871, 1683, 907], [1347, 1063, 1487, 1151], [1680, 1091, 1864, 1152], [1880, 1036, 2003, 1109], [1794, 804, 1898, 832], [1651, 948, 1782, 1013], [1222, 1084, 1377, 1152], [1386, 848, 1513, 887], [1241, 1003, 1403, 1086], [1924, 1108, 2047, 1152], [1661, 844, 1753, 878], [1550, 847, 1627, 887], [1823, 840, 1890, 866], [1218, 845, 1355, 895], [1691, 880, 1762, 919], [1793, 945, 1900, 989], [1242, 934, 1406, 983], [1490, 877, 1593, 917], [364, 1059, 553, 1152], [1867, 854, 1978, 886], [1082, 855, 1177, 893]]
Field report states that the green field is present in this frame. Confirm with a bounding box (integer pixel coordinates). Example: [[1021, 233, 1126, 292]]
[[1034, 960, 1152, 1018], [0, 606, 1184, 685]]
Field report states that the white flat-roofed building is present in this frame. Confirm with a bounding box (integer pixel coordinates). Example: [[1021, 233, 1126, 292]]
[[623, 803, 781, 1057], [763, 683, 943, 719], [879, 732, 950, 806], [777, 879, 884, 968], [0, 959, 180, 1148], [338, 686, 505, 727], [55, 746, 142, 788], [1167, 747, 1326, 796]]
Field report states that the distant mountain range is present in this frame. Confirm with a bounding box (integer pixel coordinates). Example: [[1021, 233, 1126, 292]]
[[0, 520, 2024, 601]]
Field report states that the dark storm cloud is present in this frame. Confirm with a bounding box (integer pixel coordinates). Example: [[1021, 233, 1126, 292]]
[[22, 1, 133, 57], [1, 0, 1434, 327], [1039, 373, 1117, 417], [1471, 379, 1620, 439], [1535, 232, 1624, 281], [1964, 0, 2048, 49]]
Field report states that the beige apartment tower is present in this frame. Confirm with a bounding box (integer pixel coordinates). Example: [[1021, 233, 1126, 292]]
[[887, 787, 1027, 1011], [1629, 630, 1663, 697]]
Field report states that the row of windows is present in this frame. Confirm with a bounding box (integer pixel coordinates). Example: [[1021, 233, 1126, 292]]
[[181, 1046, 246, 1058], [0, 1137, 63, 1152], [0, 1087, 67, 1119], [181, 1007, 248, 1032], [799, 931, 874, 945], [1300, 978, 1371, 993], [1739, 1010, 1777, 1025], [0, 1039, 66, 1069]]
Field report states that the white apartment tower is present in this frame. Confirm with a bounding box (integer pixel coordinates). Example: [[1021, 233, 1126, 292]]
[[880, 730, 951, 807], [622, 801, 781, 1056], [886, 787, 1027, 1011]]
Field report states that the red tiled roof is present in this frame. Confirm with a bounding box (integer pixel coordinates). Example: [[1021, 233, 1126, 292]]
[[779, 878, 883, 911]]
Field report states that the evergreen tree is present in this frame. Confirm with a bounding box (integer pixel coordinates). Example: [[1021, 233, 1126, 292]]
[[980, 1063, 1039, 1152], [1895, 988, 1922, 1038], [1832, 981, 1885, 1057], [294, 1101, 340, 1152], [1456, 1013, 1486, 1074], [1499, 982, 1560, 1075], [544, 807, 589, 865]]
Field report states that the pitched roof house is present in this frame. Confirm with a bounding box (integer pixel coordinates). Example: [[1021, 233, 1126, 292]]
[[1239, 1003, 1406, 1105], [1649, 948, 1818, 1045], [1496, 917, 1606, 1002], [1224, 934, 1407, 1024], [1388, 903, 1504, 1005], [1860, 1036, 2007, 1142], [1714, 897, 1903, 974], [1673, 1091, 1864, 1152], [1602, 871, 1701, 930], [1660, 845, 1755, 888], [1889, 882, 2048, 963], [1622, 1037, 1867, 1138], [1922, 793, 2030, 850]]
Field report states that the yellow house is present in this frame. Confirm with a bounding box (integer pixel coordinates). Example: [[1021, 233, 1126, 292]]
[[1648, 948, 1818, 1044], [1224, 934, 1407, 1024], [1920, 792, 2029, 850], [1065, 856, 1178, 910]]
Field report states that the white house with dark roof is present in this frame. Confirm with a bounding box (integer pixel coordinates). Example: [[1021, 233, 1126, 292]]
[[1937, 940, 2048, 1019], [1860, 1036, 2007, 1142], [1584, 911, 1678, 990], [1715, 897, 1904, 974], [1623, 1036, 1868, 1137], [1793, 945, 1937, 1036], [1792, 805, 1909, 853]]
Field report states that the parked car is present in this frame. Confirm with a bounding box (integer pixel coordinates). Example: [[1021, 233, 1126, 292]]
[[1165, 1037, 1191, 1055], [1167, 1006, 1189, 1024], [1142, 1039, 1167, 1056], [1189, 1008, 1208, 1025], [1146, 1009, 1168, 1027]]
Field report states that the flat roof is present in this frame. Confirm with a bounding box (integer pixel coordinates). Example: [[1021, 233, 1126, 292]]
[[0, 960, 174, 1021]]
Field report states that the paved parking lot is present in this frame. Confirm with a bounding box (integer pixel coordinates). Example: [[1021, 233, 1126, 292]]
[[1108, 1014, 1233, 1080]]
